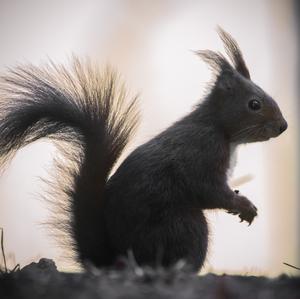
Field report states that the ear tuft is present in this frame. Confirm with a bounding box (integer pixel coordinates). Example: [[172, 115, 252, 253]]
[[217, 26, 251, 79], [195, 50, 233, 75]]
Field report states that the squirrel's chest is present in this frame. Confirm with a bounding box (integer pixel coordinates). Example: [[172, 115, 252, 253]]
[[227, 143, 238, 178]]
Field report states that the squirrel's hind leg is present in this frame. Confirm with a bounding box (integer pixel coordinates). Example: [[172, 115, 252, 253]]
[[130, 211, 209, 271]]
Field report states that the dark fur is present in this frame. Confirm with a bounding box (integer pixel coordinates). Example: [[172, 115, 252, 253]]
[[0, 29, 287, 271]]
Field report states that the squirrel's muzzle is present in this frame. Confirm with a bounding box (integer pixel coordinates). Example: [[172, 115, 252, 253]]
[[279, 119, 288, 134], [264, 117, 288, 140]]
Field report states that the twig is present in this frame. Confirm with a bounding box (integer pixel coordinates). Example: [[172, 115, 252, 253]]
[[11, 263, 20, 272], [283, 262, 300, 271], [0, 227, 8, 273]]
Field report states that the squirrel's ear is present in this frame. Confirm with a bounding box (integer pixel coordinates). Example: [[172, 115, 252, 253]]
[[217, 26, 251, 79], [216, 69, 236, 91], [196, 49, 233, 74], [196, 50, 236, 90]]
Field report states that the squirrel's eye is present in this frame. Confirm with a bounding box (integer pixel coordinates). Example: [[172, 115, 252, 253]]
[[248, 99, 261, 111]]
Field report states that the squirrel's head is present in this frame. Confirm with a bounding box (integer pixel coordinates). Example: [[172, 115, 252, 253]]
[[197, 27, 287, 144]]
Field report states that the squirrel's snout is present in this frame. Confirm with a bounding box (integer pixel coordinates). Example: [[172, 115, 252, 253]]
[[279, 119, 288, 134], [266, 118, 288, 139]]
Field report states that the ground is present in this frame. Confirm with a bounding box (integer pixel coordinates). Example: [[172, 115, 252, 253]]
[[0, 258, 299, 299]]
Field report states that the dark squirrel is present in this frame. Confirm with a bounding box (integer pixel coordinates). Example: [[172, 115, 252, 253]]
[[0, 28, 287, 271]]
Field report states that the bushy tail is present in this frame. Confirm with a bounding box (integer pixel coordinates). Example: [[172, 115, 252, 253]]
[[0, 58, 139, 265]]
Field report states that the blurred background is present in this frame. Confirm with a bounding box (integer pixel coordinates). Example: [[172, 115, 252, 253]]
[[0, 0, 298, 275]]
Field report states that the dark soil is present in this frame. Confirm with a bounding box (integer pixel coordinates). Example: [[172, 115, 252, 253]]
[[0, 258, 299, 299]]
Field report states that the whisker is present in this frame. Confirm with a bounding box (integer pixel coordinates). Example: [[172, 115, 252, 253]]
[[232, 124, 261, 141]]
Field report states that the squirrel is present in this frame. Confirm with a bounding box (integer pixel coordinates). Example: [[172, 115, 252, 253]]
[[0, 28, 287, 271]]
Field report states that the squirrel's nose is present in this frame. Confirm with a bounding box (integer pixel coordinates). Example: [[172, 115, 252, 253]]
[[279, 120, 288, 134]]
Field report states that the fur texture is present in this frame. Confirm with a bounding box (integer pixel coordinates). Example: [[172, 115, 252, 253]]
[[0, 29, 287, 271]]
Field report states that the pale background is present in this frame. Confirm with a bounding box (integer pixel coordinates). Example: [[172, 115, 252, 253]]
[[0, 0, 298, 275]]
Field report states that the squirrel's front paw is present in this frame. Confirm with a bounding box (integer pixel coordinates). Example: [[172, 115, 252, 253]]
[[228, 195, 258, 226]]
